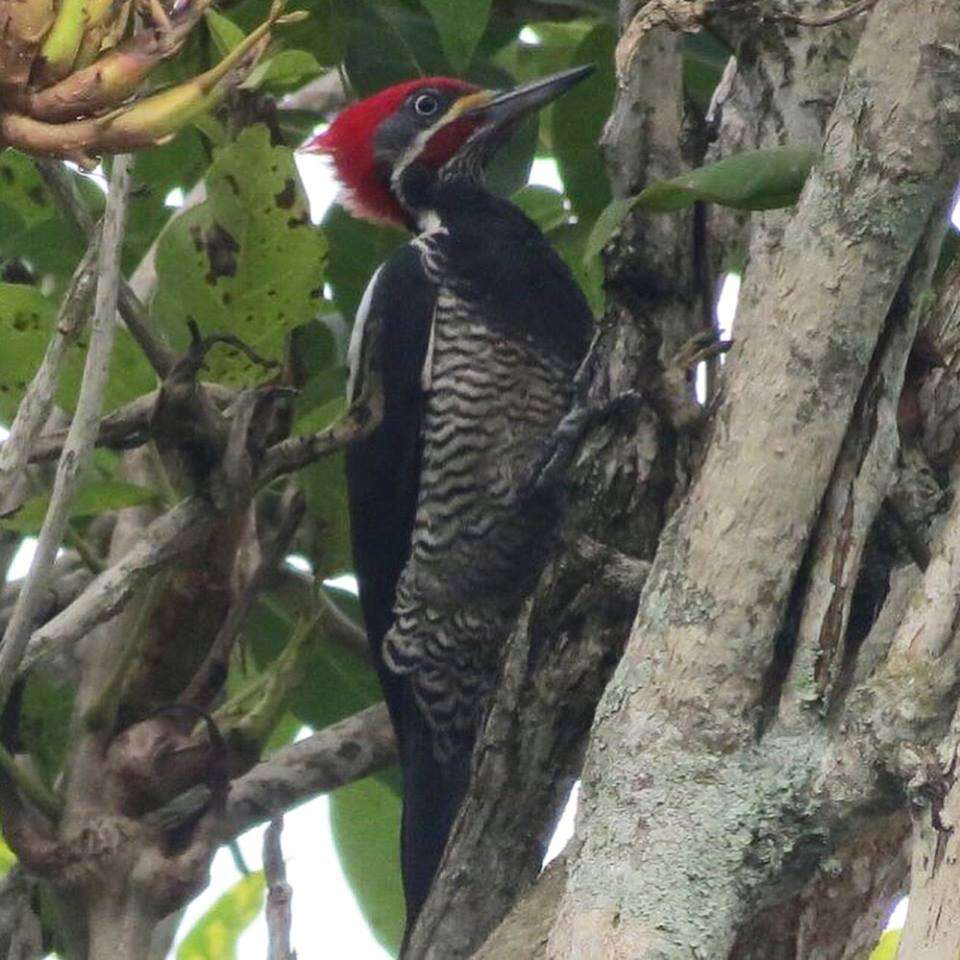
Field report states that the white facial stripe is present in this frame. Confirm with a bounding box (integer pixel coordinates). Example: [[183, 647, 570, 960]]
[[390, 92, 492, 188]]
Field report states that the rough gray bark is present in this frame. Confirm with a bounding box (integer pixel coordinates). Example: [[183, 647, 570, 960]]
[[540, 3, 960, 958], [405, 16, 706, 959]]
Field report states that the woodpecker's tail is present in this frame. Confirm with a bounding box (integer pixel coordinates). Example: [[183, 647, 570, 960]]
[[391, 679, 472, 937]]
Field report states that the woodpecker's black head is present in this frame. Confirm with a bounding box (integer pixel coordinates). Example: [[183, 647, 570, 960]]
[[302, 66, 593, 228]]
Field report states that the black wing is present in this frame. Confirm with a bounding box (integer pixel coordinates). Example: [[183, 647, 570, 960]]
[[344, 243, 465, 928], [346, 242, 434, 659]]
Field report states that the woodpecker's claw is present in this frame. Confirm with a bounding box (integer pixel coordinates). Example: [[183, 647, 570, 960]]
[[652, 328, 732, 431], [520, 390, 644, 498]]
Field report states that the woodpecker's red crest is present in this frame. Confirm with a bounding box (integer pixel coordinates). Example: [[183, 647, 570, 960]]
[[302, 66, 593, 227]]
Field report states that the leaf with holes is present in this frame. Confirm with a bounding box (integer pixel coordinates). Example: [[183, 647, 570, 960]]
[[420, 0, 491, 71], [0, 283, 53, 424], [151, 125, 328, 387]]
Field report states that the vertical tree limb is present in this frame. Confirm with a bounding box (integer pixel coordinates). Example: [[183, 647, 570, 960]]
[[0, 241, 98, 514], [264, 816, 295, 960], [0, 154, 132, 718], [546, 3, 960, 956]]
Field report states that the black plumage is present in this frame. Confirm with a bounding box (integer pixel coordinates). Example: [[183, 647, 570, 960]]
[[327, 66, 595, 932], [347, 183, 591, 924]]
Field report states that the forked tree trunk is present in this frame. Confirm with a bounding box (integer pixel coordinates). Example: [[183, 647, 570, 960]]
[[460, 2, 960, 959]]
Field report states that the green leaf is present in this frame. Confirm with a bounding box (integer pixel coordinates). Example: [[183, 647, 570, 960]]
[[124, 125, 210, 275], [0, 480, 159, 535], [869, 929, 902, 960], [512, 185, 571, 233], [151, 125, 328, 387], [177, 871, 266, 960], [241, 49, 324, 94], [582, 196, 633, 263], [342, 0, 444, 94], [583, 147, 818, 261], [636, 145, 817, 213], [0, 283, 53, 424], [205, 9, 245, 56], [330, 772, 404, 956], [0, 834, 15, 874], [58, 323, 157, 415], [248, 582, 381, 733], [19, 671, 74, 785], [550, 22, 616, 220], [420, 0, 491, 71], [683, 31, 731, 112], [0, 152, 54, 231], [324, 206, 405, 325], [0, 154, 88, 295], [0, 282, 155, 422], [551, 219, 603, 314]]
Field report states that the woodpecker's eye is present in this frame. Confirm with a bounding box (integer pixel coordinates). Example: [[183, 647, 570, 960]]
[[413, 93, 439, 118]]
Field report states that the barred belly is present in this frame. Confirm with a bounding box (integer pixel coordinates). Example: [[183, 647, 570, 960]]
[[382, 289, 575, 758]]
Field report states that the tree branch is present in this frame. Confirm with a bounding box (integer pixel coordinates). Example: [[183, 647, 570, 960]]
[[264, 816, 295, 960], [224, 704, 396, 839], [547, 2, 960, 954], [259, 392, 383, 485], [35, 158, 176, 379], [20, 497, 216, 676], [0, 155, 132, 719], [0, 242, 98, 513]]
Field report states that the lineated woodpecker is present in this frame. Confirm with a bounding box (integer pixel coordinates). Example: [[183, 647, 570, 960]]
[[303, 65, 594, 928]]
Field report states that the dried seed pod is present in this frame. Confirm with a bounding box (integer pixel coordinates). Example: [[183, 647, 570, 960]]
[[0, 0, 57, 96], [25, 0, 214, 122], [0, 0, 297, 161], [37, 0, 89, 84]]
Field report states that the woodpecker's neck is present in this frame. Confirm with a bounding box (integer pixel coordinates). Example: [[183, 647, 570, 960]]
[[392, 161, 487, 235]]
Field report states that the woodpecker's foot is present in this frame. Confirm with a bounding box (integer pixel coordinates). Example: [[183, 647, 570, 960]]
[[652, 329, 732, 431], [521, 390, 644, 498]]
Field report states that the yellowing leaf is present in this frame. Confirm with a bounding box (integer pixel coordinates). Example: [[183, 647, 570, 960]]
[[869, 928, 902, 960], [177, 871, 265, 960]]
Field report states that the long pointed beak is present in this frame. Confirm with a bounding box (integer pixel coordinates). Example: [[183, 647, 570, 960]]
[[465, 64, 594, 127]]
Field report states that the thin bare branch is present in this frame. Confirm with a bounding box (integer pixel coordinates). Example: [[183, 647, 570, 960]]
[[35, 159, 177, 379], [225, 704, 396, 838], [768, 0, 879, 27], [264, 816, 295, 960], [259, 392, 383, 485], [0, 156, 133, 719], [21, 497, 215, 676], [182, 486, 305, 708], [25, 384, 237, 464], [0, 243, 99, 514]]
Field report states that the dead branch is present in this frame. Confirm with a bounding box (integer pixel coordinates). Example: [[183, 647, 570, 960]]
[[259, 392, 384, 485], [264, 816, 295, 960], [20, 497, 216, 676], [35, 158, 176, 379], [225, 703, 396, 839], [768, 0, 879, 27], [0, 155, 132, 719], [0, 242, 99, 514]]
